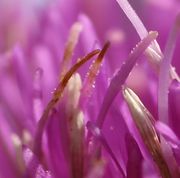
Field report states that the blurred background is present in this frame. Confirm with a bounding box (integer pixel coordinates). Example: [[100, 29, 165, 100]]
[[0, 0, 179, 73]]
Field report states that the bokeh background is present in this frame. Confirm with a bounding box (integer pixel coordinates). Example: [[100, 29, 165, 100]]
[[0, 0, 180, 75]]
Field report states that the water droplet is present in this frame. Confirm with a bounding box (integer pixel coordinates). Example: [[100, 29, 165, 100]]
[[92, 84, 95, 88]]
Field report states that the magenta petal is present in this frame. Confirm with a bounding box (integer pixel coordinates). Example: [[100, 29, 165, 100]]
[[158, 14, 180, 124], [23, 146, 52, 178], [0, 131, 20, 178], [169, 80, 180, 138], [46, 109, 70, 178], [125, 133, 142, 178], [96, 31, 158, 128], [12, 45, 32, 97], [87, 121, 126, 178], [155, 121, 180, 147], [115, 0, 148, 39], [160, 138, 180, 178], [33, 68, 44, 122]]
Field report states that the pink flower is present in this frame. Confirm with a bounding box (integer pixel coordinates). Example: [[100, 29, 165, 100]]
[[0, 0, 179, 178]]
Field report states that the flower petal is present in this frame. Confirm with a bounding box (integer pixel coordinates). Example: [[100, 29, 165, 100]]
[[96, 31, 158, 128]]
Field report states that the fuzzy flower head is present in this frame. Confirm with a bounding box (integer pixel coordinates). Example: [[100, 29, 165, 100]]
[[0, 0, 180, 178]]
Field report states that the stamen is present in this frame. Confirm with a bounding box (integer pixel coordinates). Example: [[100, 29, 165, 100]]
[[96, 31, 158, 128], [66, 73, 84, 178], [87, 121, 125, 178], [122, 86, 171, 178], [33, 49, 100, 159], [0, 124, 21, 177], [66, 73, 82, 112], [60, 22, 83, 79], [86, 159, 106, 178], [80, 42, 110, 106], [11, 133, 25, 173], [158, 14, 180, 124], [69, 109, 84, 178]]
